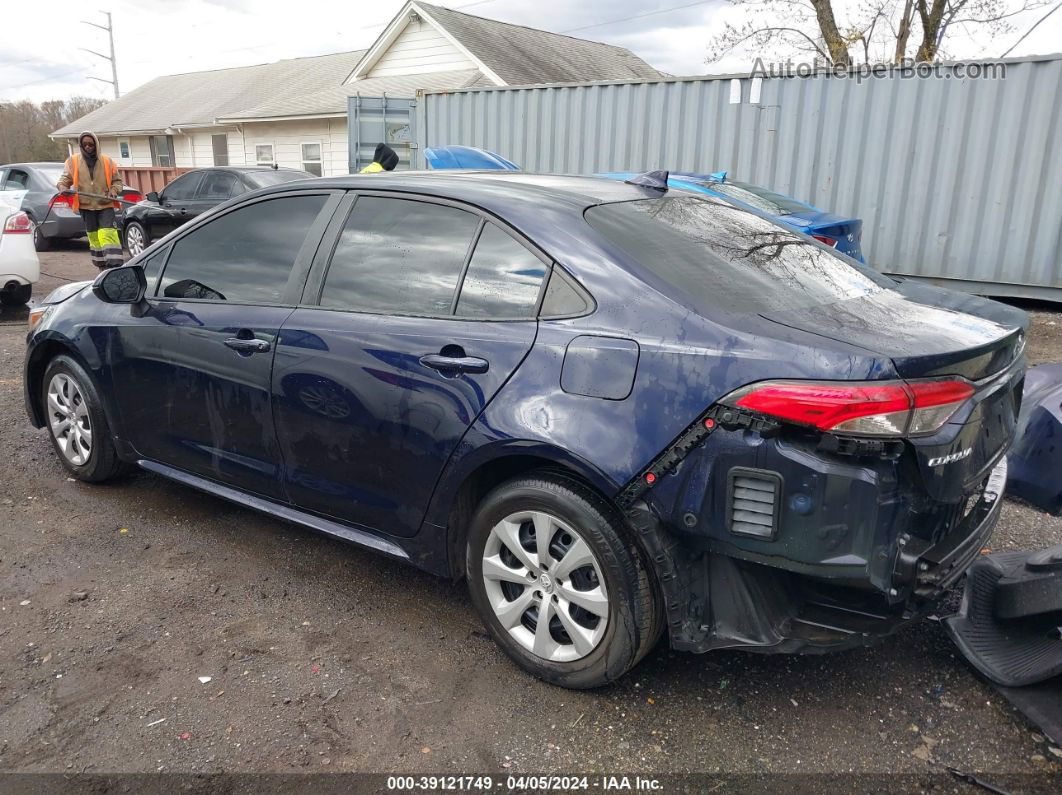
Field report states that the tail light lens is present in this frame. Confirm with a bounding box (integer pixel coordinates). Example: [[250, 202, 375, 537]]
[[50, 193, 75, 209], [723, 378, 975, 437], [810, 234, 837, 247], [3, 211, 32, 234], [120, 189, 143, 204]]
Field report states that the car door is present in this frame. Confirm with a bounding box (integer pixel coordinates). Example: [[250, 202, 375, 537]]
[[189, 170, 238, 216], [271, 192, 549, 537], [107, 189, 341, 499], [150, 171, 204, 238]]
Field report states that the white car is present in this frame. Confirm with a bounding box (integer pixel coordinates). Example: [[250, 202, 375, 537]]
[[0, 189, 39, 306]]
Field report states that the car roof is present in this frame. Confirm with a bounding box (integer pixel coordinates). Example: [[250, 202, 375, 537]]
[[1, 162, 64, 169], [257, 171, 665, 212]]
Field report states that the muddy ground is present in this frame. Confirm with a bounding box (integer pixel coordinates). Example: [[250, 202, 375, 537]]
[[1, 245, 1060, 784]]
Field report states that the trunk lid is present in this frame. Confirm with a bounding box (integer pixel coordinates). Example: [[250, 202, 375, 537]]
[[762, 283, 1028, 501]]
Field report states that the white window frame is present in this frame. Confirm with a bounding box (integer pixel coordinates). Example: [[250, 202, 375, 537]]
[[255, 142, 275, 166], [300, 141, 323, 176], [118, 138, 132, 164]]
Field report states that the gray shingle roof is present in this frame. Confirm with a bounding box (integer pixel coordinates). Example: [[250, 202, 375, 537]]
[[219, 69, 483, 121], [52, 50, 366, 137], [414, 2, 662, 85]]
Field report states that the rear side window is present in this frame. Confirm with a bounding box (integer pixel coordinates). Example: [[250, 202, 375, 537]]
[[321, 197, 479, 316], [159, 195, 326, 303], [585, 197, 889, 314], [455, 224, 547, 318], [197, 171, 237, 200]]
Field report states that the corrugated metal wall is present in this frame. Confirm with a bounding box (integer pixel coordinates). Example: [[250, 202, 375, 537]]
[[419, 56, 1062, 298]]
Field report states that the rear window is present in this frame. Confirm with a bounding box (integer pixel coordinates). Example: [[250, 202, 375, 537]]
[[585, 197, 889, 314], [682, 178, 810, 216], [244, 170, 313, 188]]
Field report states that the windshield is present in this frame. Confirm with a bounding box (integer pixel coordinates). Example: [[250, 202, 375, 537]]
[[244, 170, 313, 188], [680, 178, 811, 216], [585, 197, 890, 314]]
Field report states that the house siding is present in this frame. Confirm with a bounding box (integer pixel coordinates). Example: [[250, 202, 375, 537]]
[[239, 119, 351, 176], [367, 19, 475, 77]]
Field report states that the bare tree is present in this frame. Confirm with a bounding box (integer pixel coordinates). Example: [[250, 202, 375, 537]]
[[708, 0, 1054, 66], [0, 97, 107, 164]]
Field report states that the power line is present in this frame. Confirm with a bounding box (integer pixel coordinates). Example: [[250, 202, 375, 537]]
[[560, 0, 716, 34], [1000, 1, 1062, 58]]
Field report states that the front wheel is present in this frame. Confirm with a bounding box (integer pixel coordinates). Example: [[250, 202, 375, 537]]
[[124, 221, 149, 256], [42, 355, 127, 482], [466, 473, 661, 689]]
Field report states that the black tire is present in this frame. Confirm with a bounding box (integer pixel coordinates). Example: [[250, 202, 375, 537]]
[[0, 283, 31, 306], [123, 221, 149, 256], [32, 219, 52, 252], [41, 355, 127, 482], [466, 472, 661, 689]]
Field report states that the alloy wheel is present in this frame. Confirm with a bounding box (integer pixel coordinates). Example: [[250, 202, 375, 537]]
[[47, 373, 93, 466], [126, 224, 145, 255], [481, 510, 609, 662]]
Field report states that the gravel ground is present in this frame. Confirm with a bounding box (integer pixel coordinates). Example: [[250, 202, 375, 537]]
[[1, 246, 1060, 783]]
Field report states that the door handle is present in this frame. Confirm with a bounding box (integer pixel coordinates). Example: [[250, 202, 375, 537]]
[[419, 353, 489, 374], [224, 337, 270, 354]]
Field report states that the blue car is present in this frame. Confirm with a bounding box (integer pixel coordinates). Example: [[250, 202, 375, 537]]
[[25, 171, 1025, 688]]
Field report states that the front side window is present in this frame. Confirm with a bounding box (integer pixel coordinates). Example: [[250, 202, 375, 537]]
[[301, 143, 322, 177], [159, 195, 327, 304], [140, 244, 169, 295], [455, 223, 547, 318], [320, 197, 479, 316], [161, 172, 203, 202], [197, 171, 237, 201], [255, 144, 274, 165], [585, 197, 889, 314]]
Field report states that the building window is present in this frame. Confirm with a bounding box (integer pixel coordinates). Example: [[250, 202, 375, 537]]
[[255, 143, 274, 166], [118, 139, 131, 159], [212, 134, 228, 166], [301, 142, 322, 176], [149, 135, 175, 167]]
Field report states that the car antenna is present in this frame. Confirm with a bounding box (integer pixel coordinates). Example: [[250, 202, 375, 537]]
[[625, 170, 669, 191]]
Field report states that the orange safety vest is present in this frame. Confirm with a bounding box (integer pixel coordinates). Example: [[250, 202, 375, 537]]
[[65, 153, 120, 212]]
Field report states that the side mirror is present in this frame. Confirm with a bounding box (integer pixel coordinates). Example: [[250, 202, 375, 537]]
[[146, 191, 159, 202], [93, 265, 146, 304]]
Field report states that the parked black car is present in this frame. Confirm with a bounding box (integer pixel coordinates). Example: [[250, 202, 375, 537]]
[[0, 162, 141, 251], [119, 166, 313, 256]]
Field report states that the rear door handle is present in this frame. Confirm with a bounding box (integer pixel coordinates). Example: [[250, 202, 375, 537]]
[[419, 353, 489, 374], [224, 337, 270, 354]]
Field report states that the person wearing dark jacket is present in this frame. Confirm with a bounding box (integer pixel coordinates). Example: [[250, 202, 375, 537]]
[[57, 131, 124, 269]]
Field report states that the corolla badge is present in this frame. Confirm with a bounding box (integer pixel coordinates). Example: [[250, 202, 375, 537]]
[[928, 448, 973, 467]]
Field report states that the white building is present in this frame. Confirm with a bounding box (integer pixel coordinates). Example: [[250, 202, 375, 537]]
[[52, 2, 661, 183]]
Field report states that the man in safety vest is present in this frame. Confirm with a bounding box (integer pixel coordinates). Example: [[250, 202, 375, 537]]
[[57, 131, 124, 269], [359, 143, 399, 173]]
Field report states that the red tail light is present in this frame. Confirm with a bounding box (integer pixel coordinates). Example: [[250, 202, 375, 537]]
[[810, 234, 837, 247], [3, 211, 32, 234], [724, 378, 975, 437], [120, 189, 143, 204], [50, 193, 75, 209]]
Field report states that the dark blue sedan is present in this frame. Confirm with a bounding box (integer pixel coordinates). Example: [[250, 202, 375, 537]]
[[24, 171, 1026, 688]]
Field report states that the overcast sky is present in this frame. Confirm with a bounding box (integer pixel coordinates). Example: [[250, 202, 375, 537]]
[[2, 0, 1060, 103]]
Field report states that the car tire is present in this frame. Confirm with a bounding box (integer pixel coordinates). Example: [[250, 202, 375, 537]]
[[31, 219, 52, 252], [0, 283, 32, 306], [466, 472, 661, 689], [124, 221, 148, 256], [42, 355, 128, 482]]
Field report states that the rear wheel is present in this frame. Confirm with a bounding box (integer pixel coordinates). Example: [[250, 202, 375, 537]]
[[466, 473, 660, 688], [31, 219, 52, 252], [0, 283, 31, 306], [124, 221, 148, 256], [42, 356, 126, 482]]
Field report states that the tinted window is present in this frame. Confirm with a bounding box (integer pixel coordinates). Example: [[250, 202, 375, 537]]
[[244, 170, 313, 188], [540, 268, 592, 318], [321, 197, 479, 316], [685, 178, 810, 216], [585, 197, 889, 314], [455, 224, 546, 318], [197, 171, 237, 200], [140, 245, 169, 295], [162, 172, 203, 202], [6, 170, 29, 189], [159, 195, 326, 303]]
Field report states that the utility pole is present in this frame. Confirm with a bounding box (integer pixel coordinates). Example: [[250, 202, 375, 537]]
[[80, 11, 119, 99]]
